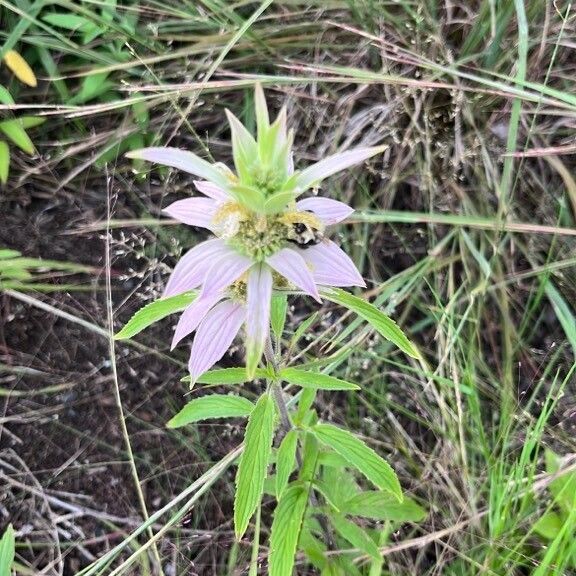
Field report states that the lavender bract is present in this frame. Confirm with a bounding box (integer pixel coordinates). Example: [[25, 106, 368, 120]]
[[127, 85, 384, 382]]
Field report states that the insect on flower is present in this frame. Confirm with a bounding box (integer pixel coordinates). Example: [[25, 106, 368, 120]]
[[127, 85, 385, 382]]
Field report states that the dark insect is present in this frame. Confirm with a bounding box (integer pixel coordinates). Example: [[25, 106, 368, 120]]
[[286, 220, 324, 249]]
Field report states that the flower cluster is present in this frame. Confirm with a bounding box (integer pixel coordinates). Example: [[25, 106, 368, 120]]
[[127, 85, 384, 382]]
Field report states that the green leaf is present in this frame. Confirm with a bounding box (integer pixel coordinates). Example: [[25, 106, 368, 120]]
[[167, 394, 255, 428], [281, 368, 360, 391], [19, 116, 46, 130], [0, 120, 34, 154], [181, 366, 269, 385], [234, 393, 276, 538], [269, 485, 309, 576], [545, 449, 576, 513], [0, 141, 9, 184], [533, 511, 563, 540], [295, 388, 316, 425], [42, 13, 95, 31], [322, 288, 420, 359], [276, 429, 298, 499], [0, 85, 15, 105], [299, 431, 320, 482], [341, 491, 426, 522], [312, 424, 402, 501], [270, 293, 288, 340], [69, 72, 113, 105], [115, 292, 196, 340], [0, 249, 20, 259], [331, 514, 380, 560], [0, 524, 15, 576]]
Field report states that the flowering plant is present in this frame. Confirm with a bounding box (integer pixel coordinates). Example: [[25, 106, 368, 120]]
[[117, 85, 423, 575]]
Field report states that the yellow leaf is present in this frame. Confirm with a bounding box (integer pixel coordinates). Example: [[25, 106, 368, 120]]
[[3, 50, 37, 87]]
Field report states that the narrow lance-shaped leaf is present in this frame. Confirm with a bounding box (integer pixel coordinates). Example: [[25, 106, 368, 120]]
[[167, 395, 255, 428], [281, 367, 360, 391], [269, 485, 309, 576], [0, 85, 15, 105], [270, 293, 288, 340], [341, 490, 426, 522], [276, 429, 298, 499], [0, 141, 9, 184], [312, 423, 403, 501], [295, 145, 387, 193], [331, 514, 381, 560], [322, 287, 420, 359], [0, 120, 34, 154], [115, 292, 196, 340], [234, 393, 276, 538], [19, 116, 46, 130], [181, 366, 269, 385], [0, 523, 15, 576]]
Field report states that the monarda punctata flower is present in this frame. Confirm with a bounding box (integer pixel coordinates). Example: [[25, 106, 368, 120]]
[[127, 85, 384, 382]]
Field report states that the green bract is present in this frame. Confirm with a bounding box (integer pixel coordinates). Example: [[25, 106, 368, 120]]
[[225, 86, 296, 213], [127, 84, 386, 215]]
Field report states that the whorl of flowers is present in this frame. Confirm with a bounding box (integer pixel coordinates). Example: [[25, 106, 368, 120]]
[[127, 85, 385, 382]]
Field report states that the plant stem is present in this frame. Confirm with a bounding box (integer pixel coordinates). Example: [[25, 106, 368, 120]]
[[265, 336, 292, 437]]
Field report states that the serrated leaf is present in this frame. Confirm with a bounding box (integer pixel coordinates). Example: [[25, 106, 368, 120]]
[[533, 511, 563, 540], [271, 293, 288, 340], [115, 292, 196, 339], [269, 485, 309, 576], [181, 366, 269, 385], [0, 523, 15, 576], [0, 120, 34, 154], [312, 424, 402, 501], [167, 394, 255, 428], [281, 368, 360, 391], [3, 50, 37, 87], [276, 429, 298, 499], [234, 393, 276, 538], [322, 288, 420, 359], [319, 466, 359, 510], [331, 514, 380, 560], [342, 491, 426, 522], [0, 141, 9, 184]]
